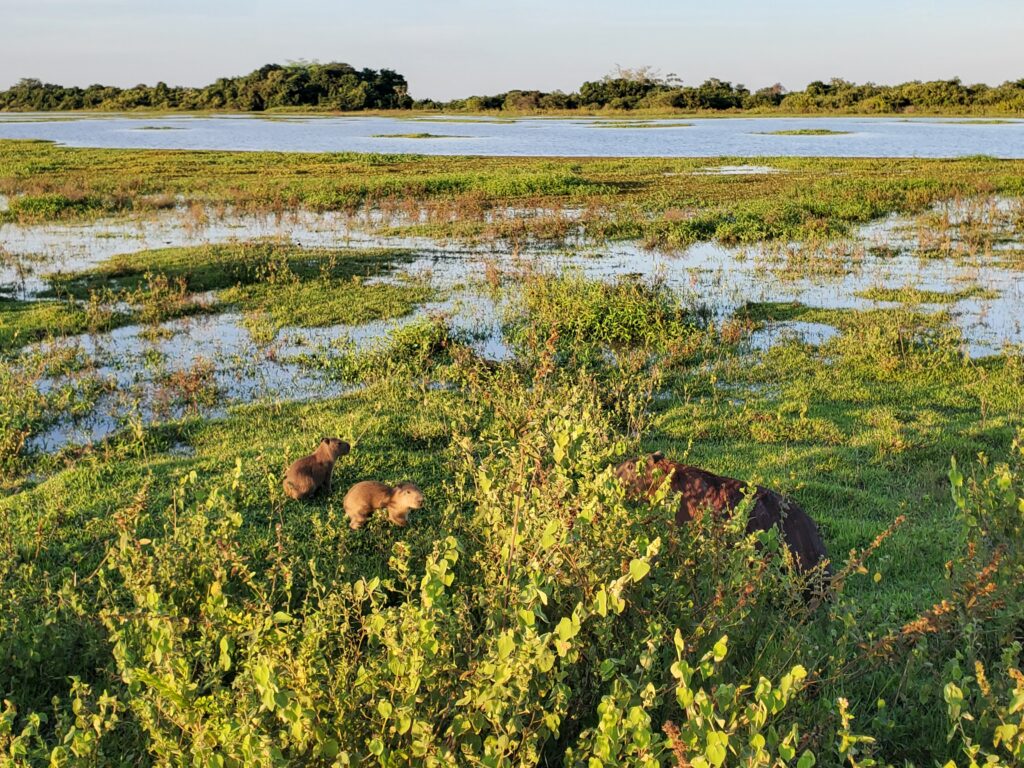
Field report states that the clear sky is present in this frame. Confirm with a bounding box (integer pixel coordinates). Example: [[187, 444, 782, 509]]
[[1, 0, 1022, 100]]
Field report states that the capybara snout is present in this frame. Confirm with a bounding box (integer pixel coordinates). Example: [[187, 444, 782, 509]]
[[320, 437, 351, 459], [391, 482, 424, 511]]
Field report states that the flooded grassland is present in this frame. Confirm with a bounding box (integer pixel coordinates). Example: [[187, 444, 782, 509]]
[[1, 141, 1023, 766]]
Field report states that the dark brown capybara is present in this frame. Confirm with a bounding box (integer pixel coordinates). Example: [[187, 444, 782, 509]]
[[343, 481, 424, 530], [614, 452, 830, 578], [283, 437, 350, 500]]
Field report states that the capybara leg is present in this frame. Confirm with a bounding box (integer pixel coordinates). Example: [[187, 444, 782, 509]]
[[347, 510, 369, 530]]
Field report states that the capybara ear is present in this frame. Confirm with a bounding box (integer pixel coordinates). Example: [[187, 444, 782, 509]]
[[651, 450, 665, 461], [321, 437, 328, 444]]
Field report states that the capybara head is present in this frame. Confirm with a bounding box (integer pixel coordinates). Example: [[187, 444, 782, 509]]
[[615, 451, 671, 497], [319, 437, 351, 460], [392, 482, 424, 511]]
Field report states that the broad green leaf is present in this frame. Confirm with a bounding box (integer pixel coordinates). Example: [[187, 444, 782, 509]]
[[629, 558, 650, 582]]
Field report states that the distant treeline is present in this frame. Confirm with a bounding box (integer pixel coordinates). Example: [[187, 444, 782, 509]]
[[3, 62, 1024, 114], [0, 63, 412, 111], [428, 74, 1024, 114]]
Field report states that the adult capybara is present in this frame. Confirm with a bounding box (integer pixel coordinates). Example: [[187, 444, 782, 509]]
[[283, 437, 350, 500], [343, 481, 424, 530], [615, 452, 830, 576]]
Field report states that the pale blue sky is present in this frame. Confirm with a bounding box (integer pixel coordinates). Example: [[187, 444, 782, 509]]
[[1, 0, 1021, 99]]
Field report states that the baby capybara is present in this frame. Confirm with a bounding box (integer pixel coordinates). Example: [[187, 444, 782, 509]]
[[343, 481, 424, 530], [615, 452, 830, 576], [283, 437, 350, 500]]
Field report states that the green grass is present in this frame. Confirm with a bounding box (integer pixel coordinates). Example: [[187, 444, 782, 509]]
[[0, 296, 128, 354], [46, 241, 434, 334], [222, 276, 433, 331], [0, 244, 431, 354], [4, 140, 1024, 247], [46, 242, 418, 298], [856, 285, 1000, 304], [657, 306, 1019, 608], [1, 284, 1021, 763]]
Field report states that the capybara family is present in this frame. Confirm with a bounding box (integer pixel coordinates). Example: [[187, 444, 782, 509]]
[[344, 480, 425, 530], [615, 451, 830, 576], [282, 437, 351, 500]]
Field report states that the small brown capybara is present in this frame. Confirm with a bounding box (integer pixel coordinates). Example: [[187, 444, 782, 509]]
[[615, 452, 830, 578], [283, 437, 350, 500], [343, 481, 424, 530]]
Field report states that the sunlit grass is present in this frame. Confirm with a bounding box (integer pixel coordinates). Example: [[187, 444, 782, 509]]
[[3, 140, 1024, 247]]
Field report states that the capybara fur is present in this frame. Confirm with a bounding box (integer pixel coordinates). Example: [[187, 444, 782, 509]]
[[615, 452, 830, 578], [283, 437, 350, 500], [344, 481, 424, 530]]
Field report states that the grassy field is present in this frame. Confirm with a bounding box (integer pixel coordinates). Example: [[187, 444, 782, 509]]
[[3, 139, 1024, 247], [1, 144, 1023, 766]]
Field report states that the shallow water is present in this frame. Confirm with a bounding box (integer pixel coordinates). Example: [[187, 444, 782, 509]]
[[0, 207, 488, 295], [5, 201, 1023, 452], [4, 204, 1022, 354], [691, 164, 782, 175], [748, 321, 841, 351], [25, 287, 507, 451], [28, 312, 346, 451], [2, 114, 1024, 158]]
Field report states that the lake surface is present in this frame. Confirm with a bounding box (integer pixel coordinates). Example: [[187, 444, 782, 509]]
[[1, 113, 1023, 157]]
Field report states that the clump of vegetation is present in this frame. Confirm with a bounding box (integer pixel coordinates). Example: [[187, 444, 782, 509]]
[[938, 119, 1017, 125], [591, 120, 694, 129], [857, 285, 1000, 304], [503, 270, 702, 370], [226, 275, 433, 333], [371, 133, 468, 139], [4, 193, 111, 221], [151, 358, 220, 416], [0, 296, 123, 354], [755, 129, 852, 136], [297, 315, 465, 385], [47, 242, 417, 298]]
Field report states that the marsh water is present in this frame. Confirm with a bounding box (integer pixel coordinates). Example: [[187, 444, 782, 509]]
[[4, 197, 1023, 452], [2, 113, 1024, 157], [4, 204, 1021, 349]]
